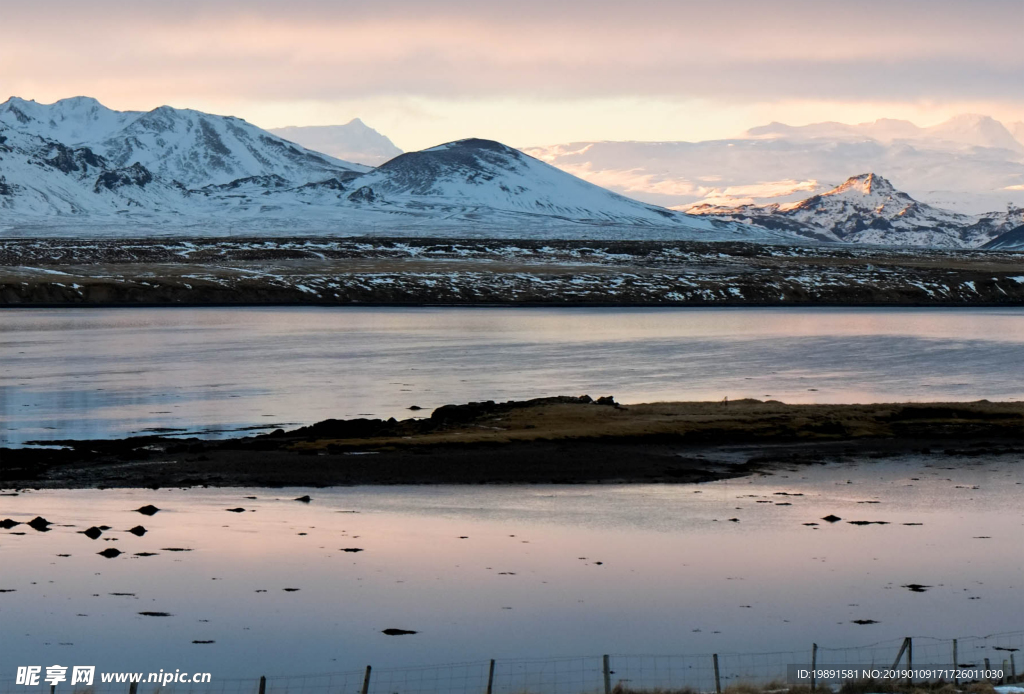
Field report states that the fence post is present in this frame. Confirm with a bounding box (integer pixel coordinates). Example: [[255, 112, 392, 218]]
[[984, 658, 991, 682], [361, 666, 372, 694], [713, 654, 721, 694], [891, 637, 910, 670], [258, 677, 266, 694], [1003, 660, 1009, 684], [486, 659, 495, 694], [952, 640, 958, 686], [1011, 653, 1017, 683], [603, 655, 611, 694], [811, 643, 818, 692], [907, 638, 913, 684], [129, 682, 139, 694]]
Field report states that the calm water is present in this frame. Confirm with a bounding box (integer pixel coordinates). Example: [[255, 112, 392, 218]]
[[0, 458, 1021, 678], [2, 307, 1024, 445]]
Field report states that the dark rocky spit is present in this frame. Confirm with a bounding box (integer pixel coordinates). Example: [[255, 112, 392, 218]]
[[2, 396, 1022, 489]]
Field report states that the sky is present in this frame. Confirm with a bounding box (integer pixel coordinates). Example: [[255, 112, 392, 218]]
[[3, 0, 1024, 151]]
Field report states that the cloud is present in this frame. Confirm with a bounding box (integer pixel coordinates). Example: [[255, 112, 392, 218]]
[[3, 0, 1024, 106], [684, 180, 825, 208]]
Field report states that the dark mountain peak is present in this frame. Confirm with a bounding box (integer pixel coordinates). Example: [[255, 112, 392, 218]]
[[427, 138, 521, 156], [371, 138, 528, 193]]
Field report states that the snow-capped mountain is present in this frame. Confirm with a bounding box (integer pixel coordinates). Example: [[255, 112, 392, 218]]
[[4, 96, 1020, 248], [0, 96, 366, 189], [524, 114, 1024, 215], [270, 120, 403, 167], [340, 138, 698, 226], [1, 97, 773, 241], [687, 173, 1024, 248]]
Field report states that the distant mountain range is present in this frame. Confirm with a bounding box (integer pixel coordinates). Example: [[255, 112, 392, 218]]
[[687, 173, 1024, 248], [524, 114, 1024, 216], [269, 120, 403, 166], [2, 97, 1024, 249], [1, 97, 769, 241]]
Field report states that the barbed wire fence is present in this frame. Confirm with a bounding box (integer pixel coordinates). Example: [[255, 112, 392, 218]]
[[8, 630, 1021, 694]]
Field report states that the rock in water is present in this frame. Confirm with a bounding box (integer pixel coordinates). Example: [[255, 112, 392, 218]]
[[98, 548, 122, 558], [294, 495, 312, 503], [135, 505, 160, 516], [28, 516, 52, 531], [82, 526, 103, 539], [127, 525, 147, 536], [381, 628, 418, 636]]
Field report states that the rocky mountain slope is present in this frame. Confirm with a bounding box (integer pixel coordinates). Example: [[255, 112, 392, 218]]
[[687, 174, 1024, 248]]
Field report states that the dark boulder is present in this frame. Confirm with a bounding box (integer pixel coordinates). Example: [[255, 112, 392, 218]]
[[28, 516, 52, 531]]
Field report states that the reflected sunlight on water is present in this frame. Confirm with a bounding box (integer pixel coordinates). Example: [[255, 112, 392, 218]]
[[2, 307, 1023, 445]]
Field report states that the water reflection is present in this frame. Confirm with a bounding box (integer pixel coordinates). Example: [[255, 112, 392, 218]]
[[0, 457, 1020, 676], [2, 307, 1024, 444]]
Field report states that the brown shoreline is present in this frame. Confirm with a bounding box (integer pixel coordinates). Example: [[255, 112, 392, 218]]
[[2, 397, 1022, 489]]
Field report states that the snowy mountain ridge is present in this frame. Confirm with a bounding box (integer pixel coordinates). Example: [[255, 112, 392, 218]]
[[687, 173, 1024, 248], [0, 97, 773, 242], [3, 96, 1023, 248]]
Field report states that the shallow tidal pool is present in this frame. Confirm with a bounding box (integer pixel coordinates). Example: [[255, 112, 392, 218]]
[[1, 456, 1020, 680]]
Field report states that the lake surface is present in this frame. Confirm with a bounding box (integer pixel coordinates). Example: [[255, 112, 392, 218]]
[[0, 458, 1021, 683], [3, 307, 1024, 446]]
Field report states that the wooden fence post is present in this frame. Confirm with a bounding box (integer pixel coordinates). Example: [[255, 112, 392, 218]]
[[1011, 653, 1017, 683], [809, 643, 818, 691], [891, 637, 910, 670], [984, 658, 991, 682], [258, 676, 266, 694], [603, 655, 611, 694], [361, 666, 372, 694], [907, 637, 913, 684], [713, 654, 721, 694], [486, 659, 495, 694]]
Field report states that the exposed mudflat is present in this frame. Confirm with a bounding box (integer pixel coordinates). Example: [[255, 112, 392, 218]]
[[2, 237, 1023, 306], [3, 397, 1022, 489]]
